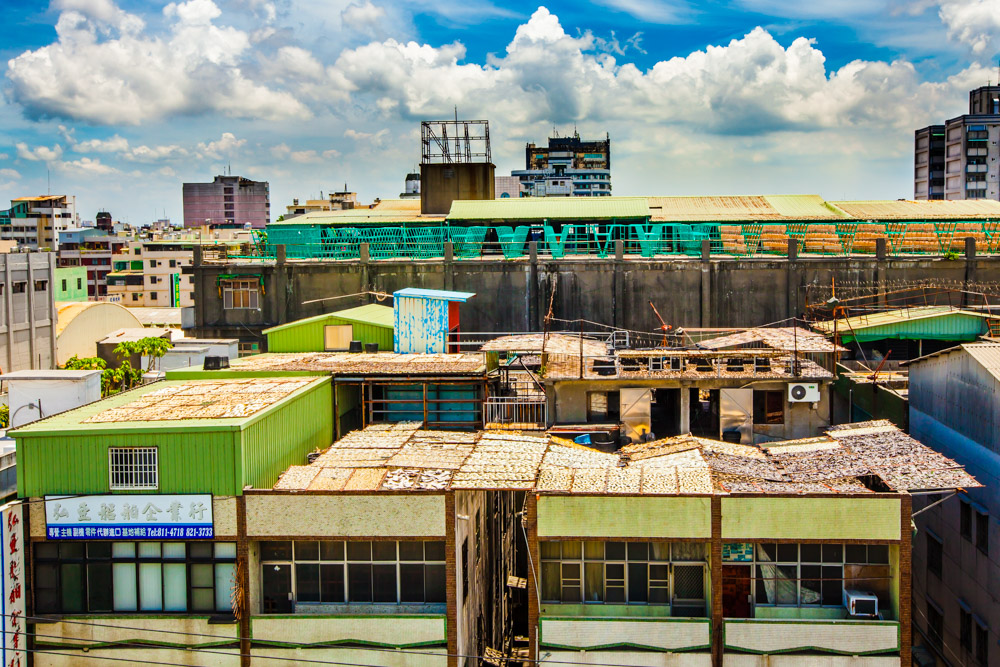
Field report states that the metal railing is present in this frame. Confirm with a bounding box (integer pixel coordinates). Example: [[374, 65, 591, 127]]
[[484, 396, 547, 430]]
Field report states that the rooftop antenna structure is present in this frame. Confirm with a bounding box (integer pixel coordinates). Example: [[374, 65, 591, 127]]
[[420, 119, 491, 165]]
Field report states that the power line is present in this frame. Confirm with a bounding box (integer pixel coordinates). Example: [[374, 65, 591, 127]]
[[6, 612, 688, 667]]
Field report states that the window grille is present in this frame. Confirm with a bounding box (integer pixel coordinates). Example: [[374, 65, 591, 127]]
[[109, 447, 158, 490], [222, 280, 259, 310]]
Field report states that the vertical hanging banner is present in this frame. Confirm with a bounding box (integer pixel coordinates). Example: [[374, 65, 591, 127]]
[[0, 502, 24, 667], [171, 272, 181, 307]]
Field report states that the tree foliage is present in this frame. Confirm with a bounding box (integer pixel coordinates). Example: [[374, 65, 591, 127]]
[[114, 337, 173, 372]]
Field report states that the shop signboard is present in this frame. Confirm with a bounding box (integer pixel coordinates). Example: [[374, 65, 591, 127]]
[[45, 494, 214, 539]]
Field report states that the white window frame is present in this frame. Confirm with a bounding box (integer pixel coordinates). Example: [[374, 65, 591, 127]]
[[109, 447, 159, 490]]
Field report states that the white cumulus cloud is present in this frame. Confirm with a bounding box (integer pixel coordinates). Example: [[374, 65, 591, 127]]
[[16, 143, 64, 161], [938, 0, 1000, 55], [6, 0, 309, 124]]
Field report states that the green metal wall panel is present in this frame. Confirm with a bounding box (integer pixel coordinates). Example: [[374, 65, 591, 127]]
[[240, 379, 333, 489], [17, 378, 334, 497], [18, 430, 238, 497], [267, 316, 393, 352]]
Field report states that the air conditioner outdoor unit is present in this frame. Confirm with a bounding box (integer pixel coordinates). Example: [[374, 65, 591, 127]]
[[843, 589, 879, 618], [788, 382, 820, 403]]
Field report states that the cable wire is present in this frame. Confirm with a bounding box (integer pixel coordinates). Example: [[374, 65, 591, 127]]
[[7, 611, 703, 667]]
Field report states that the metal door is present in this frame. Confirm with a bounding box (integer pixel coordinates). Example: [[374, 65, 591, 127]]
[[722, 564, 752, 618], [720, 388, 753, 444], [620, 388, 651, 442]]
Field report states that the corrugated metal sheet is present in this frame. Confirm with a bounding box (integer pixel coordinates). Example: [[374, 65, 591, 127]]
[[270, 208, 443, 225], [14, 377, 332, 496], [765, 195, 850, 219], [393, 288, 474, 302], [962, 343, 1000, 382], [447, 196, 650, 221], [240, 378, 332, 489], [830, 198, 1000, 220], [812, 307, 990, 342], [264, 305, 394, 353], [648, 195, 846, 222], [394, 295, 450, 353]]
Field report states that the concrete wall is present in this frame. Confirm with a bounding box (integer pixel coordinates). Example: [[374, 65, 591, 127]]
[[244, 494, 447, 537], [420, 163, 495, 215], [0, 252, 57, 371], [190, 252, 999, 347], [909, 410, 1000, 666]]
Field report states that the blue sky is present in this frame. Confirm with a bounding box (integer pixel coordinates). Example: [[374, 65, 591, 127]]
[[2, 0, 999, 223]]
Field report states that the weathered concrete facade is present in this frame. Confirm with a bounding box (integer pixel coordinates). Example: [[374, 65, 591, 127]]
[[190, 243, 999, 348]]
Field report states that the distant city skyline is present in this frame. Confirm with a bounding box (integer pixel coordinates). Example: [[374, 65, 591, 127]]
[[2, 0, 1000, 223]]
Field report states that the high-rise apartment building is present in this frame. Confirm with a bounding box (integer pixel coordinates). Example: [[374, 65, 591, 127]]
[[512, 131, 611, 196], [915, 86, 1000, 200], [182, 175, 270, 228], [0, 195, 78, 250]]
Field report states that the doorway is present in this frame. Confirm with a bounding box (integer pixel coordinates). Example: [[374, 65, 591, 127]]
[[722, 564, 752, 618], [651, 388, 680, 438], [689, 388, 719, 439]]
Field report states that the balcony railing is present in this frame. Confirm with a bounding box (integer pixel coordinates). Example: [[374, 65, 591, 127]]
[[485, 396, 547, 430]]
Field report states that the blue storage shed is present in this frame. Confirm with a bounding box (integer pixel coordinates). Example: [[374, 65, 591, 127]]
[[393, 288, 476, 354]]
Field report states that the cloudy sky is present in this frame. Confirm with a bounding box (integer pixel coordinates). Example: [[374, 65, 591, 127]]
[[2, 0, 999, 223]]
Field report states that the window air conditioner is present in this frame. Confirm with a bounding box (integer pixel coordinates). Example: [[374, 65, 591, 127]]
[[843, 589, 879, 618], [787, 382, 820, 403]]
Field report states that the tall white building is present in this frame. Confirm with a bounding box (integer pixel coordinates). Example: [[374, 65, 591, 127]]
[[915, 86, 1000, 201], [0, 196, 78, 250]]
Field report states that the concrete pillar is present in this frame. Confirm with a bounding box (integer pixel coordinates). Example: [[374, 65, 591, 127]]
[[47, 252, 57, 368], [614, 240, 624, 329], [26, 255, 36, 369], [964, 237, 977, 308], [875, 239, 888, 309], [275, 244, 286, 265], [359, 242, 371, 303], [700, 252, 711, 328], [4, 256, 13, 373], [528, 242, 539, 330], [786, 237, 798, 262], [444, 242, 454, 292], [679, 384, 691, 434], [786, 239, 800, 321]]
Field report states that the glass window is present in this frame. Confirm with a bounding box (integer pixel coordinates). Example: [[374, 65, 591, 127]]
[[975, 511, 989, 555], [34, 541, 235, 614], [540, 541, 707, 611], [260, 540, 445, 609]]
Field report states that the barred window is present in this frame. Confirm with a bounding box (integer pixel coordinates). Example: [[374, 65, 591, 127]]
[[109, 447, 158, 490], [222, 280, 259, 310], [540, 541, 707, 614]]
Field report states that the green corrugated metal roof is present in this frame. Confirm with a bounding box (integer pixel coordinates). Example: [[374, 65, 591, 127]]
[[263, 304, 394, 335], [812, 306, 993, 342], [447, 196, 650, 221], [11, 377, 329, 436]]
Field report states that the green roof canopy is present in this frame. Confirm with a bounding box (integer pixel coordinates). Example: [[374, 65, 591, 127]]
[[812, 306, 994, 343]]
